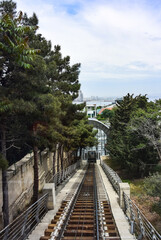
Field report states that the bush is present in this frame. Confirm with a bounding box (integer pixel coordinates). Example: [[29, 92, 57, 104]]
[[144, 173, 161, 196], [144, 173, 161, 215], [152, 165, 161, 174]]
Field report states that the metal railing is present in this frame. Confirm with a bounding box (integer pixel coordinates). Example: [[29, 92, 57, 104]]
[[52, 160, 81, 188], [101, 160, 161, 240], [123, 193, 161, 240], [101, 160, 122, 194], [0, 194, 48, 240]]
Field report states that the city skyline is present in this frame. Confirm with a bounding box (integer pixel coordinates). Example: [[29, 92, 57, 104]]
[[15, 0, 161, 99]]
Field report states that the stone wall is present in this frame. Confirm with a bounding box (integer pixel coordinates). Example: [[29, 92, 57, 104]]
[[0, 150, 53, 227]]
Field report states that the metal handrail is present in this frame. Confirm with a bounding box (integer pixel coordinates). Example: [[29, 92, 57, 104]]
[[51, 160, 81, 188], [0, 194, 48, 240], [101, 161, 122, 194], [101, 161, 161, 240], [123, 193, 161, 240]]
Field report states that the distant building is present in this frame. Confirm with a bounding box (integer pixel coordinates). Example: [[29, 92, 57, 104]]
[[74, 90, 84, 102], [97, 104, 116, 115], [85, 103, 116, 118], [85, 103, 97, 118]]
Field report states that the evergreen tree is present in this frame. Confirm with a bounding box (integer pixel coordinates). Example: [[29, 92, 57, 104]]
[[107, 94, 158, 177], [0, 0, 16, 16], [0, 0, 97, 220], [0, 4, 39, 226]]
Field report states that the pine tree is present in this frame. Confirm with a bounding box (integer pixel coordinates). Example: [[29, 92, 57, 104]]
[[0, 4, 39, 226], [107, 94, 158, 177]]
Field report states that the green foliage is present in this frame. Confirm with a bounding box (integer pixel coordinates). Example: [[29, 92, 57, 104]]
[[0, 0, 97, 207], [101, 109, 114, 119], [97, 109, 114, 120], [0, 153, 8, 169], [144, 173, 161, 197], [144, 173, 161, 214], [0, 0, 92, 222], [130, 179, 145, 197], [107, 93, 159, 177], [153, 165, 161, 174], [0, 11, 39, 70], [0, 0, 17, 16]]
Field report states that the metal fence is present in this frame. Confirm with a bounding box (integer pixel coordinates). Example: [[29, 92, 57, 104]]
[[123, 193, 161, 240], [101, 160, 122, 194], [101, 161, 161, 240], [0, 194, 48, 240], [52, 160, 81, 188]]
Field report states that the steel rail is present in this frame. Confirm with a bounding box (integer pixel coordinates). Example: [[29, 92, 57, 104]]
[[73, 170, 92, 239], [93, 164, 100, 240], [76, 171, 91, 239], [55, 164, 88, 239], [41, 164, 121, 240]]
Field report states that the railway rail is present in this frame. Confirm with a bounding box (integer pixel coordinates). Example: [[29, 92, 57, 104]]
[[40, 164, 120, 240]]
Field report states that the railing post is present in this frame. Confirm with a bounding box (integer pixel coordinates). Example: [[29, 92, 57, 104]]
[[151, 229, 157, 240], [119, 182, 130, 209], [21, 209, 29, 238], [43, 183, 56, 210], [129, 201, 136, 234], [137, 209, 145, 240], [3, 227, 9, 240], [35, 202, 41, 223]]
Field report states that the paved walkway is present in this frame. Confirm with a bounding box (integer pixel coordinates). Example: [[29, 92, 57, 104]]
[[97, 162, 135, 240], [28, 162, 135, 240]]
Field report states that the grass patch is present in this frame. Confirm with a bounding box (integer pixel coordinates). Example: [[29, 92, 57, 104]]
[[130, 179, 145, 197], [104, 157, 122, 171]]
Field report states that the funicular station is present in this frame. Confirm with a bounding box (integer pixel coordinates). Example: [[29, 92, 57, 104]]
[[0, 120, 160, 240], [83, 118, 109, 163]]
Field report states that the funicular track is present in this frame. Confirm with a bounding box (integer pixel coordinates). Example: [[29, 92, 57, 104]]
[[40, 164, 120, 240]]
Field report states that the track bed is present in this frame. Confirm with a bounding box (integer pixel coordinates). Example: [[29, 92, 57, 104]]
[[40, 164, 120, 240]]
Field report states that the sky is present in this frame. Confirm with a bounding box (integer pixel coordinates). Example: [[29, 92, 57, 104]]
[[15, 0, 161, 99]]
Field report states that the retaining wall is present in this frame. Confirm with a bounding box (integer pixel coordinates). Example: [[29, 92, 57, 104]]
[[0, 150, 53, 228]]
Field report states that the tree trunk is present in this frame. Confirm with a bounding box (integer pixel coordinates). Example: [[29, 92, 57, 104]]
[[60, 145, 64, 172], [79, 147, 82, 159], [67, 152, 69, 167], [53, 151, 56, 176], [33, 144, 39, 202], [1, 125, 9, 227], [57, 144, 60, 173]]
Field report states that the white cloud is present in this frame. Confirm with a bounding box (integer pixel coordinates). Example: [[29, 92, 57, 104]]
[[15, 0, 161, 97]]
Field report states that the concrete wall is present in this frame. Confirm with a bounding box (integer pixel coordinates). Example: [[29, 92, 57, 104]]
[[0, 150, 53, 227]]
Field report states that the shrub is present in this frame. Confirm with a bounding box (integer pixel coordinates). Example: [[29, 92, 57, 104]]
[[144, 173, 161, 215]]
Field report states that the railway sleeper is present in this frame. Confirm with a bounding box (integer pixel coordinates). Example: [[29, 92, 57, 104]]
[[66, 224, 94, 230], [104, 229, 119, 236], [69, 216, 94, 220], [62, 236, 96, 240], [64, 229, 95, 236], [40, 236, 50, 240], [69, 220, 94, 224], [40, 164, 120, 240]]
